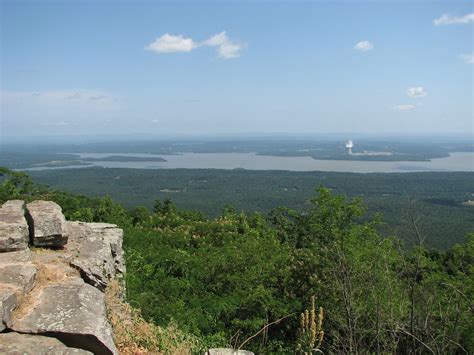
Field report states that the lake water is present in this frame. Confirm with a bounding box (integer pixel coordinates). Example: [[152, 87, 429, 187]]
[[26, 152, 474, 173]]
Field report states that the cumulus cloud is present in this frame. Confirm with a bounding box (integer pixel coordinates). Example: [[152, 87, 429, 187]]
[[394, 104, 416, 112], [145, 31, 242, 59], [433, 13, 474, 25], [145, 33, 197, 53], [354, 40, 374, 51], [202, 31, 242, 59], [460, 53, 474, 64], [407, 87, 427, 98]]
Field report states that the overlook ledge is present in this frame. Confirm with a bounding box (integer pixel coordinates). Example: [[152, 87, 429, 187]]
[[0, 200, 125, 355]]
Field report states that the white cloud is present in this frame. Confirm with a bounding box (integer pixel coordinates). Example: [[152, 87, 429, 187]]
[[393, 104, 416, 112], [89, 94, 109, 101], [202, 31, 242, 59], [407, 86, 427, 98], [145, 31, 242, 59], [354, 40, 374, 51], [65, 92, 82, 100], [202, 32, 228, 47], [217, 42, 242, 59], [43, 120, 70, 127], [145, 33, 197, 53], [151, 119, 159, 124], [2, 90, 111, 102], [460, 53, 474, 64], [433, 13, 474, 25]]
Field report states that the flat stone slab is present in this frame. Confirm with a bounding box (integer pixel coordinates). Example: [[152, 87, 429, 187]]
[[0, 254, 36, 332], [0, 332, 92, 354], [0, 200, 29, 252], [0, 249, 32, 263], [26, 200, 68, 247], [0, 264, 37, 295], [12, 282, 117, 355], [0, 289, 17, 331]]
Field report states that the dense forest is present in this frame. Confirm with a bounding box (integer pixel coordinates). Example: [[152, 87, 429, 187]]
[[29, 167, 474, 250], [1, 167, 473, 354]]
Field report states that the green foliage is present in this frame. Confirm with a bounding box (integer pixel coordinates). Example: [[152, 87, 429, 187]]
[[0, 167, 35, 202], [130, 206, 151, 226], [0, 168, 472, 353], [124, 209, 297, 350]]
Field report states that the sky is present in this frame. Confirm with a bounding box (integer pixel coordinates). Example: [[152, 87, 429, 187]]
[[1, 0, 473, 137]]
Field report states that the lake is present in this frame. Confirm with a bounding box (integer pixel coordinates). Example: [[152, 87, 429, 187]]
[[25, 152, 474, 173]]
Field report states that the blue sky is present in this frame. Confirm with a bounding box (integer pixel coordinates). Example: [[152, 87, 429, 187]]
[[1, 0, 473, 136]]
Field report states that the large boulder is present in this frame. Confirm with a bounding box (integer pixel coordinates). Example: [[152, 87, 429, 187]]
[[12, 281, 118, 355], [0, 200, 29, 251], [0, 332, 92, 354], [26, 200, 68, 247], [70, 223, 125, 292]]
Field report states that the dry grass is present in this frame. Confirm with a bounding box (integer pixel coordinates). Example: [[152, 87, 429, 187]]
[[105, 280, 200, 355], [13, 256, 80, 319]]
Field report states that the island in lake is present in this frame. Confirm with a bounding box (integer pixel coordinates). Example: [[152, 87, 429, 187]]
[[81, 155, 167, 162]]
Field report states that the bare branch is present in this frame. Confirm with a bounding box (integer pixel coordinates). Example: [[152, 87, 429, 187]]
[[237, 313, 296, 350]]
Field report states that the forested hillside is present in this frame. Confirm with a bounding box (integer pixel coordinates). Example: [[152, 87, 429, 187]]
[[1, 167, 473, 354], [29, 167, 474, 250]]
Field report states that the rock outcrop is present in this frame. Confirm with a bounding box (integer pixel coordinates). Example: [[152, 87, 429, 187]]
[[0, 200, 29, 251], [69, 222, 125, 292], [0, 200, 124, 355]]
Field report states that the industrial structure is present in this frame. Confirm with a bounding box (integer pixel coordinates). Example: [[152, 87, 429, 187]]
[[345, 140, 354, 155]]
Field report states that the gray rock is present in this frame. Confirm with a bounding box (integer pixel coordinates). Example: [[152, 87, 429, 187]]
[[26, 200, 68, 247], [12, 282, 117, 355], [0, 250, 36, 332], [70, 223, 125, 292], [207, 349, 255, 355], [0, 332, 92, 354], [0, 248, 32, 263], [0, 201, 123, 354], [0, 200, 29, 252], [66, 221, 93, 252], [0, 289, 17, 331], [0, 264, 37, 294]]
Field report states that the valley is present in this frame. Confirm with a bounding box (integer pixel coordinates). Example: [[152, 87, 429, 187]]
[[28, 167, 474, 250]]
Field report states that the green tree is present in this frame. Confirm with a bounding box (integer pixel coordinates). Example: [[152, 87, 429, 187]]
[[130, 206, 151, 226]]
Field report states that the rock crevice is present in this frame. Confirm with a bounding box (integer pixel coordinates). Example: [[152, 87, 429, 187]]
[[0, 200, 124, 355]]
